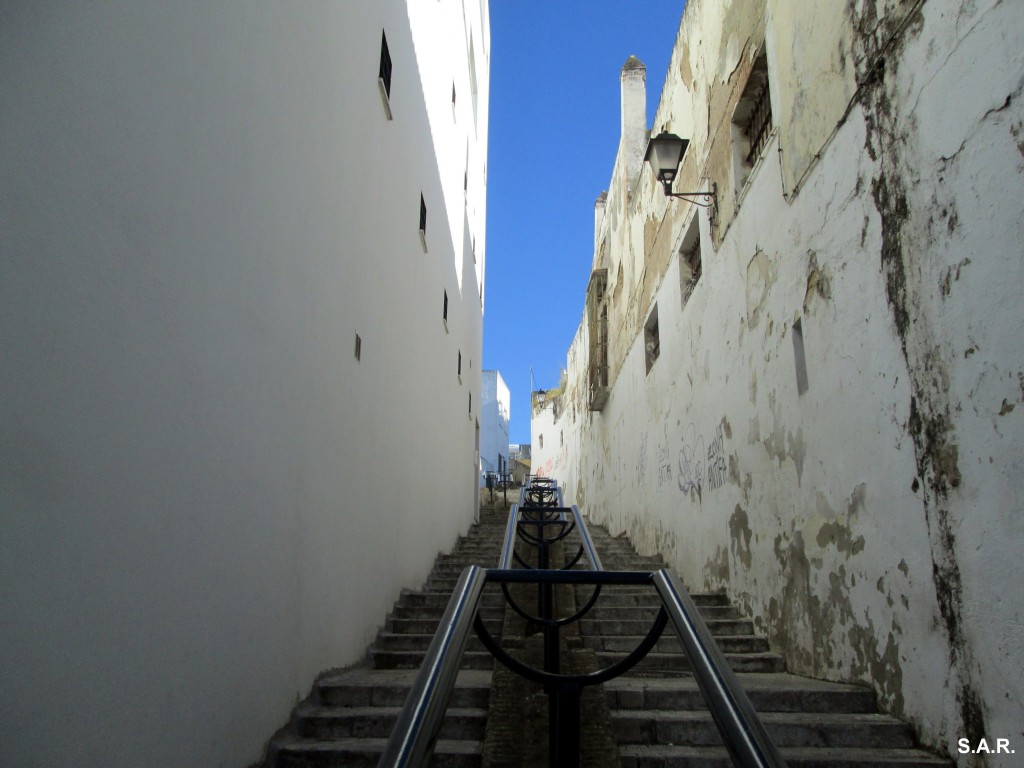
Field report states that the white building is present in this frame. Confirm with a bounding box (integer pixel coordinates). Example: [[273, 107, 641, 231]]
[[0, 3, 488, 766], [533, 0, 1023, 762], [480, 369, 510, 480]]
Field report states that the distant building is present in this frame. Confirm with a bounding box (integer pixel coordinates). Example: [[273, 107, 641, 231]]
[[509, 444, 531, 461], [532, 0, 1024, 760], [508, 444, 531, 485], [0, 3, 489, 766], [480, 370, 510, 482]]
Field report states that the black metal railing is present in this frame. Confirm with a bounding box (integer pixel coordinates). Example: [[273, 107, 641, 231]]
[[378, 477, 787, 768]]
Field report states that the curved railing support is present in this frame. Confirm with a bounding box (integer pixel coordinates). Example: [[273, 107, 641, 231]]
[[379, 478, 787, 768]]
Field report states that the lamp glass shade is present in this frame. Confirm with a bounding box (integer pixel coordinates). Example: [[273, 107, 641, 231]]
[[644, 132, 689, 182]]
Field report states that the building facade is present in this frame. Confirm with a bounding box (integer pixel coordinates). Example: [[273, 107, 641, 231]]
[[0, 3, 488, 766], [480, 369, 511, 481], [532, 0, 1023, 763]]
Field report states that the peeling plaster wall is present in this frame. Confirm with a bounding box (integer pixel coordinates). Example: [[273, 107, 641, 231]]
[[535, 0, 1024, 763]]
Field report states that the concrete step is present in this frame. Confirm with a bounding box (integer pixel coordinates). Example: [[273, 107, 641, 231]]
[[316, 668, 491, 709], [368, 648, 496, 670], [585, 605, 744, 622], [603, 673, 878, 714], [613, 709, 916, 748], [371, 632, 489, 653], [596, 649, 787, 675], [275, 737, 482, 768], [585, 633, 771, 655], [616, 744, 949, 767], [577, 591, 732, 608], [295, 703, 487, 741], [580, 617, 754, 636], [395, 592, 507, 609], [388, 615, 503, 634]]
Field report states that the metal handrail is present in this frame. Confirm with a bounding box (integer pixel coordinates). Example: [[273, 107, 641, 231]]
[[376, 566, 487, 768], [379, 478, 786, 768], [654, 569, 787, 767], [569, 504, 602, 571]]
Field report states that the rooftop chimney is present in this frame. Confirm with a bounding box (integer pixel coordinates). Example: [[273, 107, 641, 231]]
[[620, 56, 648, 190]]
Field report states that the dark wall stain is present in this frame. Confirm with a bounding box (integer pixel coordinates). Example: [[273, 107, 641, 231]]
[[816, 519, 866, 556], [769, 528, 906, 714], [729, 504, 753, 569], [703, 545, 731, 591], [856, 0, 985, 752]]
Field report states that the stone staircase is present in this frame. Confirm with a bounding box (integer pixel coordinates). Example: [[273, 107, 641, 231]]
[[265, 500, 951, 767], [578, 520, 951, 767], [267, 507, 508, 768]]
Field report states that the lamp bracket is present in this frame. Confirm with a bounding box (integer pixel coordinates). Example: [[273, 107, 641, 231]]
[[661, 180, 718, 209]]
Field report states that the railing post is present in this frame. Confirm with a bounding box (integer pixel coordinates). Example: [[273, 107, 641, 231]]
[[550, 682, 582, 768]]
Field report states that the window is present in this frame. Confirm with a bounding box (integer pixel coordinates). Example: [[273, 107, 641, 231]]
[[586, 269, 609, 411], [644, 304, 660, 375], [731, 50, 772, 191], [443, 289, 448, 325], [678, 217, 702, 308], [419, 194, 428, 251], [792, 318, 809, 395], [378, 31, 393, 119], [469, 392, 472, 415], [468, 34, 479, 128], [451, 82, 457, 118], [539, 434, 544, 449], [354, 333, 362, 361], [458, 350, 462, 378]]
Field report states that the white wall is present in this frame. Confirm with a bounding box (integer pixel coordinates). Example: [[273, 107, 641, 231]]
[[480, 370, 510, 477], [0, 2, 488, 766], [536, 0, 1024, 762]]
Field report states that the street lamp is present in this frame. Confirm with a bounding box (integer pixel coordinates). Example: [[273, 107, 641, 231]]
[[643, 131, 717, 209]]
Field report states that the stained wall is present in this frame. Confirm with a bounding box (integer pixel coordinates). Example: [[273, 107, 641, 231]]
[[532, 0, 1023, 761]]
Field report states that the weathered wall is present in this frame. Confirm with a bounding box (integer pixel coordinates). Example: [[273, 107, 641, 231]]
[[535, 0, 1024, 762], [0, 2, 488, 766]]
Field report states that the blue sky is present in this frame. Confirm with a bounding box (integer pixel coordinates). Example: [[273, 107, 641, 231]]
[[483, 2, 686, 444]]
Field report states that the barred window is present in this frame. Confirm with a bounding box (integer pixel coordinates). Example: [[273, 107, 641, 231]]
[[644, 304, 660, 375], [731, 50, 773, 192]]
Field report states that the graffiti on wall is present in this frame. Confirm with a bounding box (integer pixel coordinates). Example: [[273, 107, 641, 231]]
[[638, 431, 649, 485], [677, 419, 729, 503], [677, 423, 705, 501], [657, 435, 673, 487], [706, 423, 728, 492]]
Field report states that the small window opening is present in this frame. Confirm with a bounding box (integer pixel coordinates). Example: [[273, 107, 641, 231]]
[[792, 318, 809, 395], [458, 350, 462, 377], [678, 218, 702, 308], [451, 82, 457, 118], [560, 431, 563, 447], [539, 434, 544, 449], [354, 333, 362, 361], [644, 304, 661, 375], [469, 392, 472, 414], [419, 194, 428, 251], [378, 31, 393, 119], [731, 50, 772, 191], [443, 289, 448, 325]]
